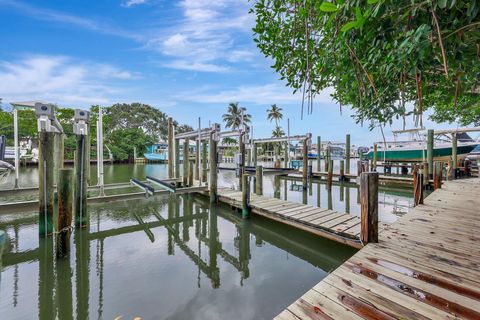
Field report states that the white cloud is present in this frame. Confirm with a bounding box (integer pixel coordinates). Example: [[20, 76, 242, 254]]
[[148, 0, 255, 72], [121, 0, 147, 8], [0, 55, 139, 106], [174, 84, 336, 105]]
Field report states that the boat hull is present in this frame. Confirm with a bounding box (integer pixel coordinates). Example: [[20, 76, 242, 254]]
[[367, 144, 478, 162]]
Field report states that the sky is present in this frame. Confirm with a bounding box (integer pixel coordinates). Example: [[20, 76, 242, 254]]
[[0, 0, 461, 146]]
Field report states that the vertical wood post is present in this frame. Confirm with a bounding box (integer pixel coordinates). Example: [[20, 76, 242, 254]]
[[328, 159, 333, 189], [413, 165, 424, 206], [175, 138, 180, 179], [324, 145, 330, 172], [183, 139, 189, 186], [86, 133, 91, 185], [284, 141, 289, 168], [74, 135, 88, 228], [209, 132, 217, 203], [53, 133, 65, 185], [167, 118, 174, 178], [434, 161, 443, 190], [452, 133, 457, 179], [340, 160, 345, 181], [345, 134, 350, 174], [317, 136, 321, 172], [57, 168, 73, 258], [427, 129, 434, 178], [242, 174, 250, 218], [195, 139, 200, 181], [188, 160, 194, 186], [255, 165, 263, 195], [239, 132, 245, 190], [252, 143, 257, 168], [202, 140, 207, 183], [302, 138, 308, 189], [423, 162, 429, 188], [357, 160, 362, 177], [39, 131, 55, 236], [360, 172, 378, 244], [247, 148, 252, 167]]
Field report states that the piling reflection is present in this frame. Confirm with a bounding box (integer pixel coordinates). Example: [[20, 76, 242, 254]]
[[1, 193, 356, 319]]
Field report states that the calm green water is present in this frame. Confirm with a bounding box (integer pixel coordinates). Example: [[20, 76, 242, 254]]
[[0, 163, 413, 319]]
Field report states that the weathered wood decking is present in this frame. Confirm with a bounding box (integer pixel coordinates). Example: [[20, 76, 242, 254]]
[[277, 178, 480, 320], [216, 188, 363, 248]]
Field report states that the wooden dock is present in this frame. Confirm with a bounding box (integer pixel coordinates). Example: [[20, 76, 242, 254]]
[[216, 188, 363, 248], [277, 178, 480, 319]]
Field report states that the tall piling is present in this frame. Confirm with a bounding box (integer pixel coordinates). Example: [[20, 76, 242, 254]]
[[434, 161, 443, 190], [372, 143, 378, 171], [188, 160, 194, 186], [302, 138, 308, 189], [202, 140, 207, 183], [209, 132, 218, 203], [317, 136, 321, 172], [167, 117, 174, 178], [413, 165, 424, 206], [53, 133, 65, 185], [39, 131, 55, 236], [345, 134, 350, 174], [252, 143, 257, 168], [242, 174, 250, 218], [452, 133, 457, 178], [195, 139, 200, 181], [239, 132, 246, 190], [175, 138, 180, 179], [360, 172, 379, 244], [57, 168, 73, 258], [74, 135, 88, 228], [340, 160, 345, 181], [327, 159, 333, 189], [284, 141, 289, 168], [255, 165, 263, 195], [183, 139, 189, 186]]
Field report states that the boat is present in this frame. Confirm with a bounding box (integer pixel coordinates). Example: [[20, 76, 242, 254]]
[[0, 160, 14, 183], [367, 127, 480, 162], [144, 142, 168, 162]]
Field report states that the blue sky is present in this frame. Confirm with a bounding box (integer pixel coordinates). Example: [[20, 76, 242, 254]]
[[0, 0, 458, 145]]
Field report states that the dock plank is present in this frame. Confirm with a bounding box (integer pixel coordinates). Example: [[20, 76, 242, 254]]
[[277, 179, 480, 319]]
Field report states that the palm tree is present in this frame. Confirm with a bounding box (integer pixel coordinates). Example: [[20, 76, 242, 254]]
[[222, 102, 251, 129], [267, 104, 283, 128], [272, 126, 285, 137]]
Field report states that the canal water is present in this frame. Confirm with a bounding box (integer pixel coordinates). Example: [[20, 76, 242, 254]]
[[0, 163, 413, 319]]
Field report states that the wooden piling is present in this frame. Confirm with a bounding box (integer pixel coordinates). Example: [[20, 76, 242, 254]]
[[188, 160, 194, 186], [427, 129, 434, 178], [360, 172, 378, 243], [345, 134, 350, 174], [209, 132, 217, 203], [202, 140, 207, 183], [413, 165, 424, 206], [241, 174, 250, 218], [167, 118, 174, 178], [328, 159, 333, 189], [195, 139, 200, 181], [57, 169, 73, 258], [183, 138, 189, 186], [317, 136, 321, 172], [74, 135, 88, 228], [422, 162, 429, 188], [452, 133, 457, 178], [39, 131, 55, 236], [53, 133, 65, 185], [339, 160, 345, 181], [302, 138, 308, 189], [255, 165, 263, 195], [175, 138, 180, 179], [284, 141, 289, 168], [324, 145, 330, 172], [434, 161, 443, 190], [252, 143, 257, 168], [239, 132, 246, 190]]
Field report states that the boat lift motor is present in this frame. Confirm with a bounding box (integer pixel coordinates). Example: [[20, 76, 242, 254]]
[[73, 109, 90, 136], [34, 103, 63, 133]]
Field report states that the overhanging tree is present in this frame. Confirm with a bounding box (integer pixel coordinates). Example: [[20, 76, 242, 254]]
[[251, 0, 480, 127]]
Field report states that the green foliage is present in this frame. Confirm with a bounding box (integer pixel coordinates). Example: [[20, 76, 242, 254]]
[[222, 102, 252, 129], [107, 128, 154, 161], [251, 0, 480, 127]]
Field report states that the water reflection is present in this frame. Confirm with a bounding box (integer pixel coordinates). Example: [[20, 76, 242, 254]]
[[1, 194, 355, 319]]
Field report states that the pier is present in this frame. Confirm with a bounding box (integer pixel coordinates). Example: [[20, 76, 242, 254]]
[[276, 178, 480, 319]]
